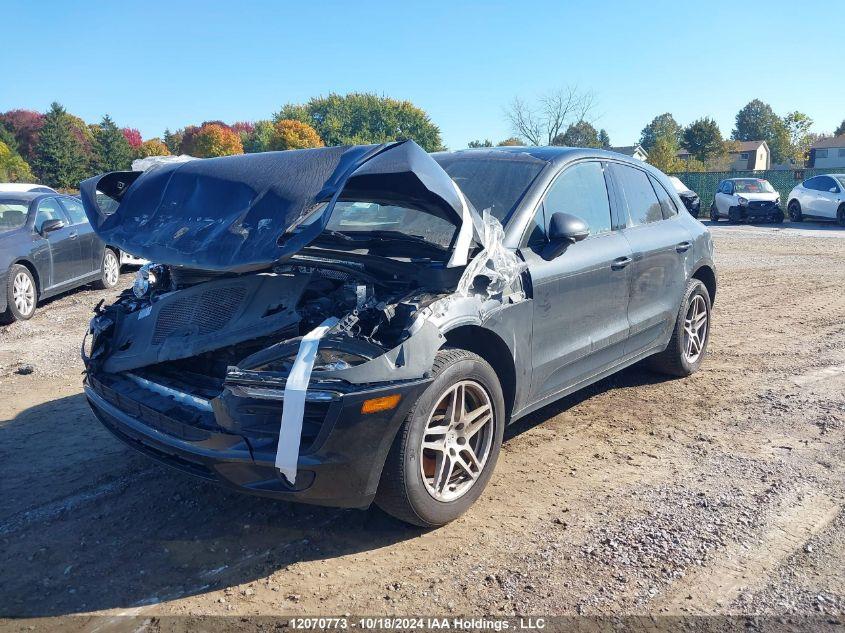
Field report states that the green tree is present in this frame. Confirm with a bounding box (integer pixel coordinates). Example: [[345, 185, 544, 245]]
[[682, 117, 724, 162], [835, 119, 845, 136], [598, 129, 611, 150], [243, 120, 275, 153], [92, 115, 134, 172], [782, 111, 814, 165], [163, 128, 184, 155], [467, 139, 493, 148], [647, 135, 684, 173], [274, 93, 444, 152], [554, 120, 600, 147], [640, 113, 682, 151], [31, 102, 90, 188], [732, 99, 790, 163]]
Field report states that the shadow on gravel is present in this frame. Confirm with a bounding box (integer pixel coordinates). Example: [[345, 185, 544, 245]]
[[1, 363, 668, 617]]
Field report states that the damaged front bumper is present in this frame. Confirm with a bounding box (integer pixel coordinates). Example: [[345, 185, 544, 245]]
[[85, 370, 430, 508]]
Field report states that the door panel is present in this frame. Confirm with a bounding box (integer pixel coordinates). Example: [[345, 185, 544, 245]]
[[524, 160, 632, 402], [607, 164, 690, 355], [34, 198, 79, 287], [59, 196, 99, 274]]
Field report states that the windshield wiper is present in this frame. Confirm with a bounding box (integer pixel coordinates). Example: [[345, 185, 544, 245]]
[[365, 230, 449, 251]]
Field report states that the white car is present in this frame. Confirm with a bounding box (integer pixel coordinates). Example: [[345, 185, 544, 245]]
[[710, 178, 783, 223], [0, 183, 57, 193], [787, 174, 845, 225]]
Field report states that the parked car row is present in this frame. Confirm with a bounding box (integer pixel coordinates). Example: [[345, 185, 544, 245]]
[[709, 178, 784, 223], [787, 174, 845, 225], [0, 188, 142, 322]]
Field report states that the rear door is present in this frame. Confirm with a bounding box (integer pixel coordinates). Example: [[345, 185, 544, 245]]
[[33, 197, 79, 287], [813, 176, 842, 219], [58, 196, 101, 274], [522, 160, 633, 401], [608, 163, 692, 356]]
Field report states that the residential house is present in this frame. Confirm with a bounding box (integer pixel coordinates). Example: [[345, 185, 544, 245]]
[[809, 135, 845, 168], [611, 145, 648, 161], [677, 140, 770, 171]]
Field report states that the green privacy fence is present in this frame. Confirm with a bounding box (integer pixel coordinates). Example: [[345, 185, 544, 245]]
[[667, 168, 844, 214]]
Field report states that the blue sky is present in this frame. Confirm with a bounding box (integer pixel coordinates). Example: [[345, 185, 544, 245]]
[[2, 0, 843, 149]]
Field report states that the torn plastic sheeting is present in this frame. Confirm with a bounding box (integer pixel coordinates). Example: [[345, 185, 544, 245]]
[[275, 317, 339, 485], [456, 209, 527, 298], [131, 154, 197, 172]]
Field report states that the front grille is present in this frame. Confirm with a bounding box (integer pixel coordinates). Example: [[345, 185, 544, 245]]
[[89, 374, 213, 441], [152, 284, 247, 344], [749, 200, 774, 210]]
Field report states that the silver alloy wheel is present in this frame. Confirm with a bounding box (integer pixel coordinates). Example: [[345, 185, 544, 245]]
[[683, 294, 708, 363], [12, 271, 35, 316], [103, 251, 119, 287], [419, 379, 494, 502]]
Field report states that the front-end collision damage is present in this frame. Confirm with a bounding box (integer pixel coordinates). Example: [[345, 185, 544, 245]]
[[80, 141, 530, 492]]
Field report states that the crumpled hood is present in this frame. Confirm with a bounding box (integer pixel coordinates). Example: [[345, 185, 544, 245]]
[[80, 140, 478, 273]]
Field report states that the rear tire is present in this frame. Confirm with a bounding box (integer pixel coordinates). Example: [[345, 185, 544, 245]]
[[788, 200, 803, 222], [647, 279, 711, 377], [709, 204, 719, 222], [376, 348, 505, 527], [94, 248, 120, 290], [5, 264, 38, 322]]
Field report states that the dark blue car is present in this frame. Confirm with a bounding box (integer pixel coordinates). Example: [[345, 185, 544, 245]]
[[0, 191, 122, 321]]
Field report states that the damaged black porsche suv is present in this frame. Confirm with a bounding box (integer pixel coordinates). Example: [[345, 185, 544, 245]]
[[79, 141, 716, 527]]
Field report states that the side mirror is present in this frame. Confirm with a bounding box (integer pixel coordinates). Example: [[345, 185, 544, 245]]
[[830, 187, 839, 194], [544, 212, 589, 259], [40, 218, 66, 234]]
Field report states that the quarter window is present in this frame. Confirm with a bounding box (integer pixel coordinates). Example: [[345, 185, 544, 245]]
[[35, 198, 66, 232], [542, 162, 612, 236], [610, 164, 663, 226], [59, 197, 89, 224], [649, 175, 678, 219]]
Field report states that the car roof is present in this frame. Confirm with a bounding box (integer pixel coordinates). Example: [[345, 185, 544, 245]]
[[0, 191, 56, 203], [437, 145, 650, 168], [0, 183, 57, 193]]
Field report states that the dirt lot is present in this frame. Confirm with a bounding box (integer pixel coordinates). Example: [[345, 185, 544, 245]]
[[1, 221, 844, 627]]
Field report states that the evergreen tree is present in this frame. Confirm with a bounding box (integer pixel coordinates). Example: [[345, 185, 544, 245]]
[[31, 103, 89, 188], [92, 115, 133, 172], [163, 128, 184, 154], [598, 129, 611, 149]]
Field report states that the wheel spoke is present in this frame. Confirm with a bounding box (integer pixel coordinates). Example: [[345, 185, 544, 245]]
[[463, 405, 492, 440], [433, 453, 454, 493]]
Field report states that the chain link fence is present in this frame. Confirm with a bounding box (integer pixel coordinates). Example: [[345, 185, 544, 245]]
[[667, 167, 844, 213]]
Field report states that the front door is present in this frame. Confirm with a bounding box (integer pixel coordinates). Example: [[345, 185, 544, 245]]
[[34, 198, 80, 287], [58, 196, 99, 274], [523, 160, 632, 402], [607, 164, 691, 355]]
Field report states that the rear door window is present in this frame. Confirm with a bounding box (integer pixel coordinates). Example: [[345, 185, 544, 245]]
[[609, 164, 663, 227]]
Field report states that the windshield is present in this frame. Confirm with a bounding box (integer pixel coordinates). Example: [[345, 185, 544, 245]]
[[0, 201, 28, 232], [734, 179, 775, 194], [836, 176, 845, 189], [434, 154, 545, 222], [325, 201, 458, 249]]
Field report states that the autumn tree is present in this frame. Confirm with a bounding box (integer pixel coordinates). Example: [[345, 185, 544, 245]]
[[0, 140, 34, 182], [184, 123, 243, 157], [0, 109, 44, 160], [682, 117, 724, 162], [269, 119, 323, 151], [31, 103, 90, 188], [505, 86, 596, 146], [640, 113, 682, 151], [275, 93, 444, 151], [121, 128, 143, 151], [136, 138, 170, 158], [92, 115, 134, 172], [497, 137, 523, 146]]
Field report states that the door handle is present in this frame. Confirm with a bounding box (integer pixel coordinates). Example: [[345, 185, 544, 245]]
[[69, 231, 78, 240], [675, 241, 692, 253], [611, 256, 632, 270]]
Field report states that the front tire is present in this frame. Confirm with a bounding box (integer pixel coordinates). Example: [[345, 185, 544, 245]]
[[376, 348, 505, 527], [837, 204, 845, 227], [788, 200, 803, 222], [647, 279, 711, 377], [95, 248, 120, 290], [709, 203, 719, 222], [5, 264, 38, 321]]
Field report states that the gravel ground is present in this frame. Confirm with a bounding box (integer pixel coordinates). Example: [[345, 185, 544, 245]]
[[0, 220, 843, 629]]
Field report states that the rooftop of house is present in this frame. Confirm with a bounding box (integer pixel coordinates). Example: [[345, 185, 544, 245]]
[[811, 134, 845, 149]]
